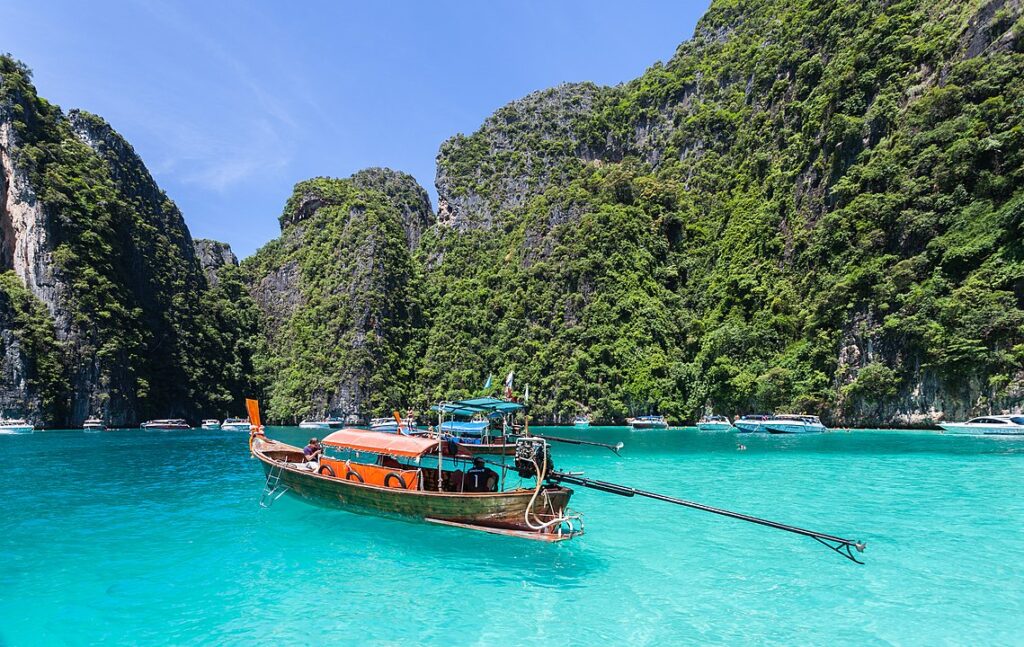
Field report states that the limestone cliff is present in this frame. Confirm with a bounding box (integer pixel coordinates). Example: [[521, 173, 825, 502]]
[[194, 239, 238, 288], [244, 169, 433, 423], [0, 57, 248, 426], [423, 0, 1024, 425]]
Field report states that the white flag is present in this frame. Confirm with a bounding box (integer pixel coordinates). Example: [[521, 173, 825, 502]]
[[524, 384, 529, 404]]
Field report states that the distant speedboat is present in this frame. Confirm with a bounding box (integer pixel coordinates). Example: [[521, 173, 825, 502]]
[[221, 418, 251, 432], [764, 415, 827, 434], [299, 419, 332, 429], [734, 414, 771, 433], [573, 415, 591, 428], [697, 414, 733, 432], [628, 415, 668, 430], [82, 417, 105, 432], [141, 419, 190, 431], [201, 419, 222, 430], [371, 416, 416, 434], [0, 418, 34, 434], [938, 415, 1024, 436]]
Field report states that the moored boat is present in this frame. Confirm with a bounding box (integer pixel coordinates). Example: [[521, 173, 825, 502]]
[[299, 416, 345, 429], [763, 414, 827, 434], [221, 418, 251, 432], [371, 415, 417, 434], [438, 419, 490, 435], [628, 415, 668, 430], [82, 417, 105, 432], [430, 398, 527, 456], [201, 419, 222, 430], [141, 419, 190, 431], [938, 415, 1024, 436], [0, 418, 34, 434], [243, 398, 867, 561], [697, 414, 733, 432], [734, 414, 771, 433], [573, 415, 591, 428], [250, 427, 582, 541]]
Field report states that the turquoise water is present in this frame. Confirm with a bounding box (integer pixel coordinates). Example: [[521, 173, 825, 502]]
[[2, 427, 1023, 645]]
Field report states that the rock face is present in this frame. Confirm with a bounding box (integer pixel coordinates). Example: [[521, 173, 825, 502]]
[[4, 0, 1024, 427], [419, 0, 1024, 424], [193, 239, 238, 287], [0, 56, 249, 426], [245, 170, 433, 423]]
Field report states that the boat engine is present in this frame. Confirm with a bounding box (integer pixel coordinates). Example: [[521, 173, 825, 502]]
[[514, 437, 554, 478]]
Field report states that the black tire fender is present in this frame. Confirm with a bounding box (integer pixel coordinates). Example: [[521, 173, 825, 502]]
[[346, 469, 364, 483], [384, 472, 407, 489], [318, 464, 336, 477]]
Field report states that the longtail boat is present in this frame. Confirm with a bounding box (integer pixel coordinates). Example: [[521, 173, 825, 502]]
[[245, 399, 868, 562], [247, 401, 583, 541]]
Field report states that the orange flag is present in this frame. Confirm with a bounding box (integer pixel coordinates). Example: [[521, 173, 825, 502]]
[[246, 399, 262, 429]]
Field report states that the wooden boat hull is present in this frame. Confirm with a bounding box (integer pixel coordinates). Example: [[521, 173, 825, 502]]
[[251, 437, 578, 539]]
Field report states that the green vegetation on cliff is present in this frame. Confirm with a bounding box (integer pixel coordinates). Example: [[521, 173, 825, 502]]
[[421, 0, 1024, 424], [245, 172, 428, 423], [0, 271, 64, 419], [5, 0, 1024, 426], [0, 56, 253, 424]]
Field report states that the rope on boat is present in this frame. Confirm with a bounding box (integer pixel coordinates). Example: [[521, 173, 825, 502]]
[[522, 445, 582, 534], [548, 471, 867, 564]]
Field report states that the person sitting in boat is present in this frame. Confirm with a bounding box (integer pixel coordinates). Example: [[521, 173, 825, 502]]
[[302, 438, 323, 470], [465, 457, 498, 492]]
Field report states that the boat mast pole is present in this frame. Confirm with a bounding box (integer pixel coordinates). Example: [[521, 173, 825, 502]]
[[437, 403, 443, 490]]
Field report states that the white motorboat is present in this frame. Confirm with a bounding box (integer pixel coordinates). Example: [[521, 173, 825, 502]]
[[938, 415, 1024, 436], [141, 419, 190, 431], [370, 416, 416, 434], [763, 414, 827, 434], [221, 418, 251, 432], [573, 415, 591, 428], [697, 414, 733, 432], [628, 415, 668, 430], [201, 419, 222, 430], [734, 414, 771, 433], [82, 417, 105, 432], [0, 418, 34, 434], [299, 420, 332, 430]]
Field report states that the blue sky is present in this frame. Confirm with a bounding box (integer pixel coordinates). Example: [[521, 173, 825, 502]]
[[3, 0, 709, 257]]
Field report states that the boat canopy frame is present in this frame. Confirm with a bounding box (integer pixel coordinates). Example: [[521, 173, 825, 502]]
[[430, 397, 526, 419]]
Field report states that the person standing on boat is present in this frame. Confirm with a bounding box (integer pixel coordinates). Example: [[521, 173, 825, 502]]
[[302, 438, 323, 470], [465, 457, 498, 492]]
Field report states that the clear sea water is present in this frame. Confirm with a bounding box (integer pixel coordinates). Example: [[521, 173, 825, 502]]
[[2, 426, 1023, 646]]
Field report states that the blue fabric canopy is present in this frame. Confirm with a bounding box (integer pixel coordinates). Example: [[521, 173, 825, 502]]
[[430, 397, 525, 419]]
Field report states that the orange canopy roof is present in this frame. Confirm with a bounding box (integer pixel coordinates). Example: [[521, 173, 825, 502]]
[[321, 428, 441, 458]]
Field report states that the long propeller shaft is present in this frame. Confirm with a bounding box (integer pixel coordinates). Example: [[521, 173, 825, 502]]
[[530, 434, 624, 455], [549, 471, 866, 564]]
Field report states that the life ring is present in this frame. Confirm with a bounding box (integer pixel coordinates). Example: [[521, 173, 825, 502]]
[[318, 464, 336, 477], [384, 472, 407, 489], [346, 470, 364, 483]]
